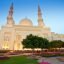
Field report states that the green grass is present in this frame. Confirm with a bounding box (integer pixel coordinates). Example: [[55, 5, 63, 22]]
[[0, 56, 38, 64]]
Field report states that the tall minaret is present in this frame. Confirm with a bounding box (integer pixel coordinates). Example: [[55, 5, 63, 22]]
[[38, 3, 45, 27], [7, 3, 15, 26]]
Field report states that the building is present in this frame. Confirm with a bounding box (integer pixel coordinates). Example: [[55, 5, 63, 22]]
[[0, 3, 64, 50]]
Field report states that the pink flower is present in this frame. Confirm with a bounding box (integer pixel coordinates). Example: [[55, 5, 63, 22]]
[[39, 62, 50, 64]]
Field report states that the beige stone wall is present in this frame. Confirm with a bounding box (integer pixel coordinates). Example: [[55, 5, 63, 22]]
[[0, 25, 64, 50]]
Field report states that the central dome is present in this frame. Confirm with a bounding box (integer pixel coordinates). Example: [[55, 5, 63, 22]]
[[19, 18, 33, 26]]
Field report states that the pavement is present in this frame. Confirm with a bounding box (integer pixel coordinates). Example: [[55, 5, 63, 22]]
[[38, 57, 64, 64]]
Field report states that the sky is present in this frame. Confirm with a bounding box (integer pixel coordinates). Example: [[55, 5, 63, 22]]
[[0, 0, 64, 34]]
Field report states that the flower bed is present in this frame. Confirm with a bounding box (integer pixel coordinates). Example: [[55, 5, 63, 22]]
[[0, 56, 10, 60], [0, 50, 10, 53], [41, 52, 64, 57], [39, 62, 50, 64]]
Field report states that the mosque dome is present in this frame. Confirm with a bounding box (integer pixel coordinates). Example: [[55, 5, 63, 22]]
[[19, 18, 33, 26]]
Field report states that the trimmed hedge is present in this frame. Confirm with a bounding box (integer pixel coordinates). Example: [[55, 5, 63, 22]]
[[41, 54, 64, 57]]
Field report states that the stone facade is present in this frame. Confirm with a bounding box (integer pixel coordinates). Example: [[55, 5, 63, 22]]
[[0, 3, 64, 50]]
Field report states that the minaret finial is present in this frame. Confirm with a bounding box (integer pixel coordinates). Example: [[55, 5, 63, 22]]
[[6, 3, 15, 26], [9, 3, 13, 17], [38, 0, 45, 27]]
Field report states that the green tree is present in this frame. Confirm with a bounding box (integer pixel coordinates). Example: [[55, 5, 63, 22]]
[[22, 34, 50, 54], [22, 34, 41, 53], [22, 34, 34, 49], [50, 40, 63, 51], [39, 38, 49, 51], [61, 41, 64, 48]]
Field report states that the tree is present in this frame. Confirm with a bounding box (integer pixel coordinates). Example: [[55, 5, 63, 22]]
[[61, 41, 64, 48], [22, 34, 50, 54], [39, 38, 49, 51], [22, 34, 34, 49], [50, 40, 63, 51]]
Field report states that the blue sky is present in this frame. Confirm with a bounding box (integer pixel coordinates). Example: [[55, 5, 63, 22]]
[[0, 0, 64, 34]]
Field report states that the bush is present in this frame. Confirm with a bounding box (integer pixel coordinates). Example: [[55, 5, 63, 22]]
[[41, 53, 64, 57]]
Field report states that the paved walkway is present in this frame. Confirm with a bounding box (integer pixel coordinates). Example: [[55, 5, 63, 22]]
[[38, 57, 64, 64]]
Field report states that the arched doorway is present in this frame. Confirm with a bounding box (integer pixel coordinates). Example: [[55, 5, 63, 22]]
[[2, 41, 9, 50]]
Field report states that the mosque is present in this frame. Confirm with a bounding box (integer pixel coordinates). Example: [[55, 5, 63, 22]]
[[0, 3, 64, 50]]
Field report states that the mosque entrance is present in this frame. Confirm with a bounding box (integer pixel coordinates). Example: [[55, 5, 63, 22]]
[[2, 41, 9, 50]]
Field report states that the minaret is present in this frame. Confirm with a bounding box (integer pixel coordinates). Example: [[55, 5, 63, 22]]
[[7, 3, 15, 26], [38, 4, 45, 27]]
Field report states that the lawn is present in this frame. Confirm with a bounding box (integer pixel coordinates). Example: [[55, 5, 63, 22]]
[[0, 56, 38, 64]]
